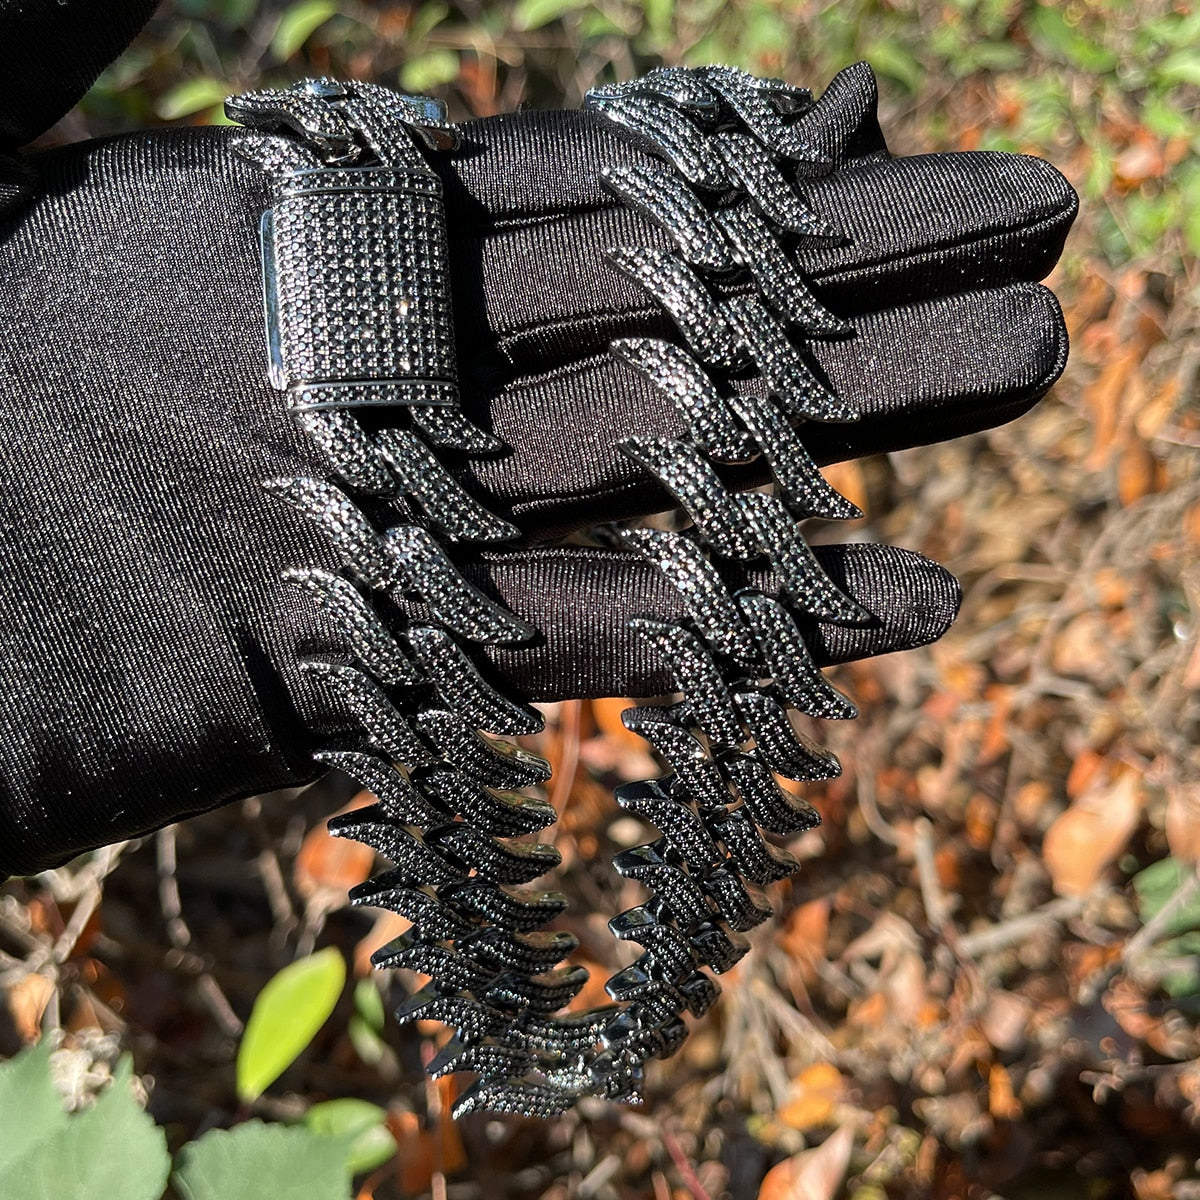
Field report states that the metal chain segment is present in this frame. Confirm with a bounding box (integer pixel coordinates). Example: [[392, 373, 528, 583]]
[[229, 69, 867, 1118]]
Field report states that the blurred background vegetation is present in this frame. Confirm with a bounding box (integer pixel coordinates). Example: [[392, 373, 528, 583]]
[[5, 2, 1198, 1199]]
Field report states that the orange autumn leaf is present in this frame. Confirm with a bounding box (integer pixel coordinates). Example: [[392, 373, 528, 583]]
[[1043, 771, 1143, 896], [757, 1125, 854, 1200], [1165, 784, 1200, 864], [818, 460, 868, 517], [988, 1063, 1022, 1121], [779, 897, 830, 988], [295, 791, 377, 897], [589, 697, 645, 748], [777, 1062, 844, 1131], [1117, 438, 1166, 507], [7, 972, 54, 1043]]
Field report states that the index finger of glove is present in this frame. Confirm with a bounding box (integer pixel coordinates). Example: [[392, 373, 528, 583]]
[[462, 280, 1066, 537], [447, 138, 1076, 383]]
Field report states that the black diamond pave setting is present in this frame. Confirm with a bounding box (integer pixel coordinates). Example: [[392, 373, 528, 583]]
[[228, 68, 868, 1118]]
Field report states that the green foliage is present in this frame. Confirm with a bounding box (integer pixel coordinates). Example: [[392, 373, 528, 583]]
[[513, 0, 592, 32], [237, 946, 347, 1103], [0, 1043, 171, 1200], [1133, 859, 1200, 999], [400, 49, 461, 93], [155, 77, 229, 120], [175, 1121, 355, 1200], [271, 0, 339, 60], [0, 1036, 397, 1200], [348, 976, 389, 1066], [305, 1098, 398, 1175]]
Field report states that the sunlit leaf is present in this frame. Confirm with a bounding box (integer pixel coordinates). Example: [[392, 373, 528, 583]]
[[353, 977, 386, 1033], [513, 0, 591, 32], [272, 0, 338, 61], [1155, 46, 1200, 87], [399, 50, 460, 93], [237, 947, 346, 1103], [0, 1041, 68, 1175], [861, 40, 922, 93], [1133, 857, 1200, 938], [175, 1122, 353, 1200], [156, 78, 229, 120], [0, 1053, 170, 1200], [305, 1099, 397, 1175]]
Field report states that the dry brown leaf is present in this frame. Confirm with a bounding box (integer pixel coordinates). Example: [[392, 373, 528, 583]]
[[780, 897, 830, 990], [7, 972, 54, 1043], [757, 1125, 854, 1200], [819, 460, 868, 517], [1013, 780, 1053, 829], [589, 697, 644, 748], [978, 684, 1014, 764], [295, 791, 376, 898], [1165, 783, 1200, 863], [1114, 137, 1165, 186], [1117, 438, 1166, 507], [1084, 344, 1141, 469], [388, 1091, 465, 1195], [1051, 611, 1114, 679], [355, 909, 412, 977], [988, 1063, 1022, 1121], [980, 991, 1032, 1053], [777, 1062, 843, 1132], [1043, 770, 1143, 896]]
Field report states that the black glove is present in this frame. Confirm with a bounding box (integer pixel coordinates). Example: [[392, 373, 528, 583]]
[[0, 58, 1073, 879]]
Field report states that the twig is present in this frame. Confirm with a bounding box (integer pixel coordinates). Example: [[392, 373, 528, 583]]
[[423, 1045, 448, 1200], [156, 827, 244, 1038], [854, 738, 902, 847], [958, 894, 1089, 958], [52, 842, 127, 964], [660, 1123, 713, 1200], [549, 699, 583, 846], [913, 818, 951, 934], [578, 1155, 622, 1198]]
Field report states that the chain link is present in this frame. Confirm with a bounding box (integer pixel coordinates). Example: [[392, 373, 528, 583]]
[[228, 69, 865, 1118]]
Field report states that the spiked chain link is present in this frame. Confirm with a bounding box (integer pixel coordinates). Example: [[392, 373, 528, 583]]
[[227, 66, 866, 1118]]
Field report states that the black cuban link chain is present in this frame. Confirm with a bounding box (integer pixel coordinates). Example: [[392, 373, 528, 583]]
[[226, 65, 865, 1119]]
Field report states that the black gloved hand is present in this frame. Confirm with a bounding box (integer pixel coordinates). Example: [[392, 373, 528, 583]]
[[0, 53, 1073, 881]]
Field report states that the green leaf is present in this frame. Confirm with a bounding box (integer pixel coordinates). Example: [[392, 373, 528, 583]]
[[512, 0, 591, 32], [175, 1121, 354, 1200], [1158, 931, 1200, 998], [272, 0, 338, 61], [353, 977, 386, 1034], [1141, 93, 1193, 138], [1155, 47, 1200, 88], [237, 947, 346, 1103], [862, 39, 923, 93], [0, 1041, 69, 1174], [399, 50, 460, 93], [0, 1055, 170, 1200], [1132, 857, 1200, 939], [305, 1099, 397, 1175], [640, 0, 675, 47], [1027, 5, 1118, 73], [156, 78, 229, 120], [410, 1, 450, 43]]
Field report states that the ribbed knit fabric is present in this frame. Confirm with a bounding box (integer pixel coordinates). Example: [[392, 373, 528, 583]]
[[0, 49, 1075, 875]]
